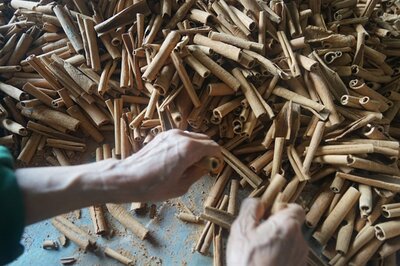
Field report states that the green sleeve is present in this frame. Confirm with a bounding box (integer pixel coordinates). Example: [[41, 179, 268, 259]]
[[0, 146, 25, 265]]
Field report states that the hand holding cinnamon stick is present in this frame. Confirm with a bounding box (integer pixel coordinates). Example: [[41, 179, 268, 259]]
[[227, 198, 308, 266], [16, 129, 221, 224], [107, 129, 222, 202]]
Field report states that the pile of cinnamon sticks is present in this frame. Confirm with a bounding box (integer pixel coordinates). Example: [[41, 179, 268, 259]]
[[1, 0, 400, 264]]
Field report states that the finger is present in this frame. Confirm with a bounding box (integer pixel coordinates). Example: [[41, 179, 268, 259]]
[[233, 198, 265, 233], [179, 138, 222, 169], [191, 139, 222, 159]]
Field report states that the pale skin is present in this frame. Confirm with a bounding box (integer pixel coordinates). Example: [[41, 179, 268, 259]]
[[227, 198, 308, 266], [14, 129, 307, 264]]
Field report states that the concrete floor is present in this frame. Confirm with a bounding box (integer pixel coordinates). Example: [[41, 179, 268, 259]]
[[9, 177, 216, 266]]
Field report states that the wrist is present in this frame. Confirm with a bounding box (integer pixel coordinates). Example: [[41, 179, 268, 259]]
[[82, 157, 146, 203]]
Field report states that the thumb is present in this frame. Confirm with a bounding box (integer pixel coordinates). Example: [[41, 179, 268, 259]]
[[233, 198, 265, 233]]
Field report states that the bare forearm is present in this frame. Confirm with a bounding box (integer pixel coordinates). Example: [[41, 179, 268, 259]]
[[16, 159, 140, 225], [14, 130, 221, 225]]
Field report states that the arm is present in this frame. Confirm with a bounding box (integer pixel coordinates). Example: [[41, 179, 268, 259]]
[[227, 198, 308, 266], [16, 129, 221, 225]]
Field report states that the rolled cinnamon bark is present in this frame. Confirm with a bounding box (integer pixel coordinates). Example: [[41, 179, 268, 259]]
[[194, 34, 243, 63], [46, 138, 86, 152], [75, 98, 110, 127], [221, 147, 263, 188], [359, 96, 381, 112], [97, 60, 113, 95], [313, 186, 360, 245], [67, 105, 104, 143], [191, 48, 240, 91], [176, 212, 200, 223], [161, 0, 172, 17], [7, 29, 36, 65], [227, 179, 239, 215], [22, 82, 53, 107], [17, 133, 41, 163], [243, 50, 288, 79], [336, 207, 355, 254], [209, 31, 263, 53], [194, 156, 222, 174], [335, 225, 375, 266], [375, 220, 400, 240], [309, 144, 375, 156], [349, 238, 382, 266], [53, 5, 83, 53], [314, 155, 399, 176], [104, 247, 134, 266], [142, 31, 181, 82], [258, 11, 267, 55], [330, 176, 345, 193], [272, 86, 327, 114], [260, 174, 287, 211], [197, 195, 229, 253], [303, 121, 325, 175], [305, 184, 335, 228], [170, 50, 201, 108], [184, 54, 210, 78], [106, 204, 149, 240], [204, 166, 232, 208], [83, 18, 101, 71], [153, 64, 175, 95], [278, 31, 301, 77], [144, 86, 159, 120], [113, 98, 122, 156], [217, 0, 250, 37], [350, 80, 390, 112], [94, 0, 152, 34], [249, 150, 274, 174], [337, 171, 400, 192], [359, 184, 372, 218], [200, 206, 235, 229], [207, 83, 235, 96], [0, 65, 21, 73], [232, 68, 266, 118], [368, 195, 395, 225], [379, 235, 400, 258], [89, 205, 108, 236], [0, 135, 15, 146], [51, 216, 95, 250], [22, 105, 80, 132], [230, 6, 256, 32], [213, 97, 243, 119], [0, 81, 29, 101], [308, 71, 342, 125], [382, 203, 400, 218], [1, 118, 28, 136], [63, 61, 96, 94], [165, 0, 196, 29]]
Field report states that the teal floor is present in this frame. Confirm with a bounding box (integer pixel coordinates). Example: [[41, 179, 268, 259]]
[[10, 177, 216, 266]]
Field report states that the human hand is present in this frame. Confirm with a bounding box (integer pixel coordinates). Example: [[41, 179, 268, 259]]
[[227, 198, 308, 266], [108, 129, 221, 202]]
